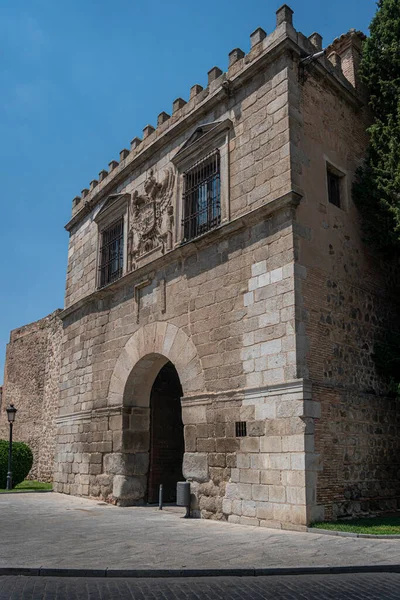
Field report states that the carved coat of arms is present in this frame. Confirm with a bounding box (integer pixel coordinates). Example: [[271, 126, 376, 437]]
[[127, 168, 175, 270]]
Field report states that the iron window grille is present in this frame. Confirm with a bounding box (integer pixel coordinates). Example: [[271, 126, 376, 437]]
[[99, 217, 124, 288], [182, 150, 221, 242], [235, 421, 247, 437], [327, 169, 342, 208]]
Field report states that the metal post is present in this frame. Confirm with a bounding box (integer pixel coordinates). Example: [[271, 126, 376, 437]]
[[6, 422, 13, 490], [158, 484, 163, 510]]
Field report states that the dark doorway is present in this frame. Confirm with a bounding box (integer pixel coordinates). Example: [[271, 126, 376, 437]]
[[147, 361, 184, 504]]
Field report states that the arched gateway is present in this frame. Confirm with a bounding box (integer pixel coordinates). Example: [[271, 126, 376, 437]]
[[106, 322, 204, 506]]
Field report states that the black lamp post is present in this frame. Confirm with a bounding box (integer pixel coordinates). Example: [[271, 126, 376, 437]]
[[6, 404, 17, 490]]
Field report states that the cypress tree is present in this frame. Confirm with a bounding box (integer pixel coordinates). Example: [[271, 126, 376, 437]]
[[353, 0, 400, 254]]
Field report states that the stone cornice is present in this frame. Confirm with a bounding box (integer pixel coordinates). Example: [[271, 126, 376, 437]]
[[181, 378, 313, 405], [55, 410, 92, 426], [59, 189, 302, 320]]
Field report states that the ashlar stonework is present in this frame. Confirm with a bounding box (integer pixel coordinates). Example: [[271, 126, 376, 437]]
[[3, 4, 399, 527]]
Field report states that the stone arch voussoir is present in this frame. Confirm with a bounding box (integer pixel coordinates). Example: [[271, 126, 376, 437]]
[[107, 321, 204, 407]]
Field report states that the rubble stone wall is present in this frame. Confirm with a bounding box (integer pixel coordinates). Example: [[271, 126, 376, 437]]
[[295, 60, 400, 520], [0, 310, 62, 482]]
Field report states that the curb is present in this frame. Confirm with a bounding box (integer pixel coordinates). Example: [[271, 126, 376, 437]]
[[1, 565, 400, 578], [307, 527, 400, 539], [0, 490, 53, 495]]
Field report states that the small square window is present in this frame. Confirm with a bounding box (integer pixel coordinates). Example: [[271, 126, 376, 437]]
[[235, 421, 247, 437], [99, 217, 124, 287], [327, 168, 342, 208]]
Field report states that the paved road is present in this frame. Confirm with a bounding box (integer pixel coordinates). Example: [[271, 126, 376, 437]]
[[1, 574, 400, 600], [1, 493, 399, 571]]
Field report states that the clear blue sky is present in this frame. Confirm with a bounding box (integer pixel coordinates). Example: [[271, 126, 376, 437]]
[[0, 0, 377, 383]]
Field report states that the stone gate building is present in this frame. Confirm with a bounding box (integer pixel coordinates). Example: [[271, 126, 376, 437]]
[[3, 4, 399, 528]]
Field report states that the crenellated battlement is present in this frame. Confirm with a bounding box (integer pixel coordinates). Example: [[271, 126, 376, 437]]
[[68, 4, 365, 229]]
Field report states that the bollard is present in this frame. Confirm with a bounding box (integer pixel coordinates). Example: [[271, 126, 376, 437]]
[[159, 484, 163, 510]]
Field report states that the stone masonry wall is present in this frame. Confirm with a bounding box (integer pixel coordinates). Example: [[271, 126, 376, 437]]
[[64, 20, 299, 309], [0, 310, 63, 482], [54, 200, 320, 528], [294, 46, 400, 520]]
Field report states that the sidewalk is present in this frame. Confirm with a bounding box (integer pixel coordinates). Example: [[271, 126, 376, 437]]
[[1, 493, 399, 572]]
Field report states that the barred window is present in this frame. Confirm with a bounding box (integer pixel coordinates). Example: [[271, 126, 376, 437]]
[[235, 422, 247, 437], [99, 217, 124, 287], [182, 150, 221, 242]]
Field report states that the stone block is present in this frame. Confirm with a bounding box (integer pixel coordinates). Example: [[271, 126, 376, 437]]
[[228, 48, 245, 67], [255, 402, 276, 420], [143, 125, 155, 138], [237, 453, 250, 469], [256, 501, 274, 520], [197, 438, 216, 453], [112, 475, 146, 501], [269, 485, 286, 503], [157, 112, 170, 126], [172, 98, 186, 113], [261, 339, 282, 355], [276, 5, 294, 27], [182, 405, 207, 425], [242, 500, 256, 517], [269, 453, 291, 470], [232, 499, 242, 515], [260, 470, 281, 485], [190, 84, 203, 99], [230, 468, 240, 482], [184, 425, 197, 452], [208, 66, 223, 84], [309, 32, 323, 51], [247, 420, 265, 437], [240, 437, 260, 453], [222, 498, 232, 514], [252, 484, 269, 502], [123, 431, 149, 453], [183, 452, 208, 482], [250, 27, 267, 47], [260, 435, 282, 453], [240, 469, 260, 484], [238, 483, 252, 500], [228, 514, 241, 524], [240, 516, 259, 526], [225, 483, 239, 499], [286, 485, 306, 505], [282, 434, 304, 452]]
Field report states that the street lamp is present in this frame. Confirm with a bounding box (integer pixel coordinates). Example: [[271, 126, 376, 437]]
[[6, 404, 17, 490]]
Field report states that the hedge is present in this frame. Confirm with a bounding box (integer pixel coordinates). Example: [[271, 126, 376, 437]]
[[0, 440, 33, 489]]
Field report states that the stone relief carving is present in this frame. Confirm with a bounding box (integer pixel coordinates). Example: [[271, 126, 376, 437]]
[[127, 168, 175, 270]]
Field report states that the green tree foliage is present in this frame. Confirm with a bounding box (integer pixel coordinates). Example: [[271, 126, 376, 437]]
[[353, 0, 400, 395], [353, 0, 400, 253], [0, 440, 33, 489]]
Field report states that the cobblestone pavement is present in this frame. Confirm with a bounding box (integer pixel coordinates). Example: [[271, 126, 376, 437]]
[[1, 574, 400, 600], [1, 494, 400, 571]]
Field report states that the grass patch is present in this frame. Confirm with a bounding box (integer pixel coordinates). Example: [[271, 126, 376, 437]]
[[311, 516, 400, 535], [0, 480, 52, 493]]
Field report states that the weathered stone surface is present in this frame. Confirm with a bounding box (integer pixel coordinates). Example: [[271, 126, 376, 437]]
[[0, 310, 62, 482], [2, 6, 397, 532], [112, 475, 146, 501], [183, 453, 208, 482]]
